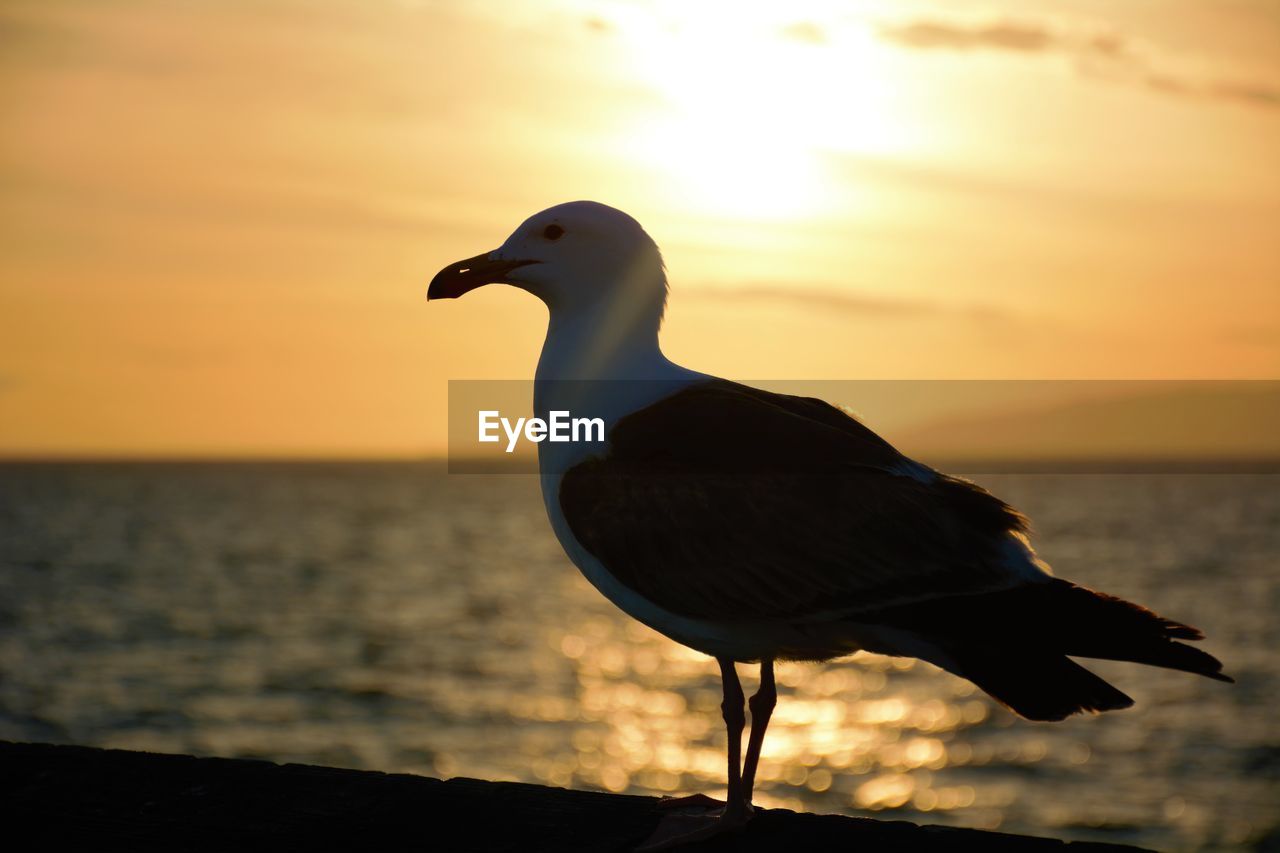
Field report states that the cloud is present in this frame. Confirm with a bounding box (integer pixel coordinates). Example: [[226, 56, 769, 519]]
[[682, 285, 1009, 325], [1206, 80, 1280, 109], [779, 21, 826, 45], [880, 20, 1053, 53], [878, 17, 1280, 112], [583, 16, 612, 36]]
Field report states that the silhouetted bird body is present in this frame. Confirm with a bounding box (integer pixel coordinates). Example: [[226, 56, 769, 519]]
[[429, 201, 1230, 849]]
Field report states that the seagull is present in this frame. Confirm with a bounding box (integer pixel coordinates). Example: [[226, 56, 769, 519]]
[[427, 201, 1231, 849]]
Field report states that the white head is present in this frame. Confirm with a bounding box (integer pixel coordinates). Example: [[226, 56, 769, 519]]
[[428, 201, 668, 328]]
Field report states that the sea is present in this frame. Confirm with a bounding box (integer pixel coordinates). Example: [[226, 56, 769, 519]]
[[0, 463, 1276, 851]]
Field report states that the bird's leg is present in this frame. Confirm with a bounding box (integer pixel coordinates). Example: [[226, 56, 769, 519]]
[[637, 658, 753, 850], [719, 656, 747, 814], [653, 657, 746, 812], [741, 658, 776, 806]]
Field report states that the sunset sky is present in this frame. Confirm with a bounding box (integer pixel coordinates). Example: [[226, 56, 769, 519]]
[[1, 0, 1277, 457]]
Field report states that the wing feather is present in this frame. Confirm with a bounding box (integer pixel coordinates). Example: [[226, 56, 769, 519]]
[[559, 380, 1034, 622]]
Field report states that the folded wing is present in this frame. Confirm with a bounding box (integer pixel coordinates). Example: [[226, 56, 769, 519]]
[[559, 379, 1036, 622]]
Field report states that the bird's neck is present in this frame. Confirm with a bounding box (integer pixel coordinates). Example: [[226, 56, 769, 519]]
[[534, 300, 704, 423], [536, 301, 666, 384]]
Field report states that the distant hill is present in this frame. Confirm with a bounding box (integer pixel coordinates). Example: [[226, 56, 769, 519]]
[[895, 383, 1280, 466]]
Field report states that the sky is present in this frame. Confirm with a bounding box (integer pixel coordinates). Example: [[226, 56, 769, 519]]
[[1, 0, 1277, 457]]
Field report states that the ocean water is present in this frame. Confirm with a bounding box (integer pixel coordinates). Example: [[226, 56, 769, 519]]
[[0, 463, 1276, 851]]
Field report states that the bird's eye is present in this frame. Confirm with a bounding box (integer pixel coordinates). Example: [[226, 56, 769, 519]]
[[543, 224, 564, 241]]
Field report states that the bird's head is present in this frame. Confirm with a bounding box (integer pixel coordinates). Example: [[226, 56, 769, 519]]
[[428, 201, 668, 324]]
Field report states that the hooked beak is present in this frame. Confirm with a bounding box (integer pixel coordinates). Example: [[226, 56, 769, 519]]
[[427, 252, 540, 300]]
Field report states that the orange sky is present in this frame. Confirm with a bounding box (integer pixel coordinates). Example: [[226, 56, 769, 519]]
[[1, 0, 1277, 457]]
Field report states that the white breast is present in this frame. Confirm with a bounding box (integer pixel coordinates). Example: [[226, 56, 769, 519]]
[[529, 310, 860, 661], [533, 368, 742, 655]]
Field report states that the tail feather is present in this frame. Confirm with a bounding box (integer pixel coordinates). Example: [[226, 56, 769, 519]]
[[950, 646, 1134, 722], [865, 577, 1233, 684], [859, 576, 1232, 718], [1025, 580, 1205, 643], [1066, 634, 1232, 683]]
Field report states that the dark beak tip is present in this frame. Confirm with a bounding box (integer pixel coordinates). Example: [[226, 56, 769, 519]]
[[427, 251, 511, 302], [426, 275, 457, 301]]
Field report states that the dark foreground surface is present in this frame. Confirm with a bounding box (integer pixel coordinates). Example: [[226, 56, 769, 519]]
[[0, 742, 1150, 852]]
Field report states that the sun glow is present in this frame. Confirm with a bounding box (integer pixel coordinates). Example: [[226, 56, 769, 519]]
[[626, 114, 826, 220], [610, 3, 917, 220]]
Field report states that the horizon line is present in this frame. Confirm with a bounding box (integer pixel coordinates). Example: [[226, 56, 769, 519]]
[[2, 454, 1278, 475]]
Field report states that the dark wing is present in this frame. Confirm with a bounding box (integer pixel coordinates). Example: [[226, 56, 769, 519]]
[[558, 379, 1032, 622]]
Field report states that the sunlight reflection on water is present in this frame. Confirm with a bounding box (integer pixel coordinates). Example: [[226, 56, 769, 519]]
[[0, 464, 1276, 851]]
